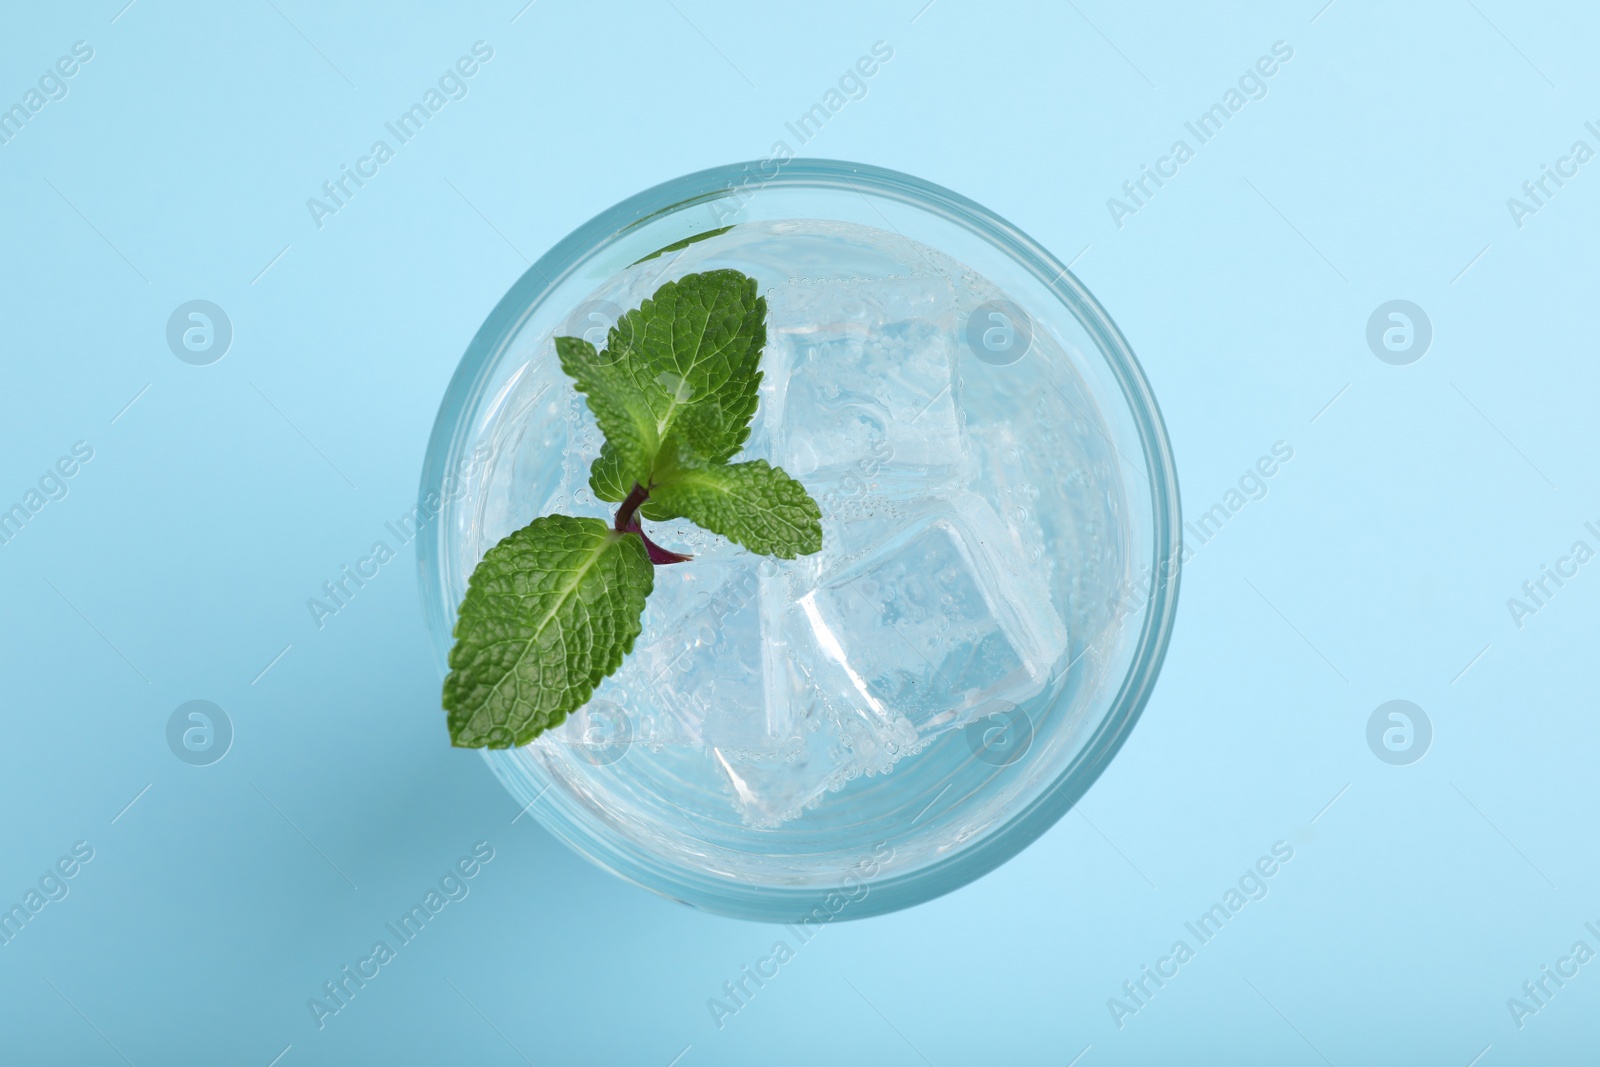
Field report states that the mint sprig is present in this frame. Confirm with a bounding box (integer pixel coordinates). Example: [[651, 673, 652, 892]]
[[444, 270, 823, 749]]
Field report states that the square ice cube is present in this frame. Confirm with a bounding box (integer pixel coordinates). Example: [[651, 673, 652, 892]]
[[797, 491, 1069, 737], [771, 315, 964, 478]]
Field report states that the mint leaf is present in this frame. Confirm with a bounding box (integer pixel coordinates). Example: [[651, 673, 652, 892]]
[[629, 225, 734, 266], [556, 336, 657, 499], [650, 450, 823, 559], [445, 269, 821, 750], [443, 515, 653, 748], [586, 395, 758, 511], [587, 441, 632, 504], [565, 271, 765, 502], [612, 270, 763, 460]]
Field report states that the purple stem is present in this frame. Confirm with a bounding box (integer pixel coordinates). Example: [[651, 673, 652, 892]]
[[612, 482, 650, 532], [613, 482, 692, 565]]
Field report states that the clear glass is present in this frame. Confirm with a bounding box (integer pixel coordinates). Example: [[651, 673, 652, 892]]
[[417, 161, 1181, 921]]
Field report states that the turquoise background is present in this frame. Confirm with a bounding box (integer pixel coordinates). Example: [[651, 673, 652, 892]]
[[2, 1, 1596, 1063]]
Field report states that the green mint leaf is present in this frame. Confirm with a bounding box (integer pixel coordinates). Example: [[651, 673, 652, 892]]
[[442, 269, 820, 750], [637, 270, 765, 463], [629, 225, 734, 266], [602, 270, 765, 469], [630, 400, 748, 521], [562, 272, 765, 504], [556, 336, 657, 496], [443, 515, 653, 748], [650, 450, 823, 559], [587, 441, 632, 504]]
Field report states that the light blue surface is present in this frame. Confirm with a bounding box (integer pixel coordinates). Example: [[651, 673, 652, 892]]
[[1, 1, 1594, 1063]]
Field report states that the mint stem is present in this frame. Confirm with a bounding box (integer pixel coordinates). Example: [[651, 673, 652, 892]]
[[613, 482, 650, 532], [613, 482, 692, 565]]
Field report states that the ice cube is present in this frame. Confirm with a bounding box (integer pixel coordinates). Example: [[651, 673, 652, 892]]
[[796, 490, 1069, 739], [768, 281, 966, 484], [705, 665, 854, 829], [695, 564, 800, 762], [703, 559, 916, 827], [695, 485, 1071, 827], [706, 622, 923, 829]]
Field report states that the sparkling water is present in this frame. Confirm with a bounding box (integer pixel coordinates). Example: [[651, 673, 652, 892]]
[[471, 220, 1120, 829]]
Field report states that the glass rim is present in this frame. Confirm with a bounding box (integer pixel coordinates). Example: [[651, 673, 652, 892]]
[[417, 158, 1183, 920]]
